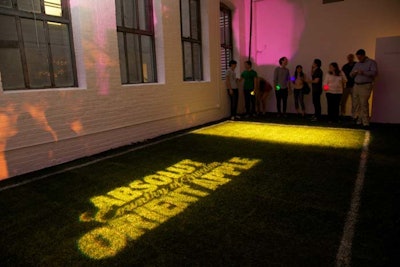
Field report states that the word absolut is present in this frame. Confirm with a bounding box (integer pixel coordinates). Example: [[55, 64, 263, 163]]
[[78, 157, 260, 259]]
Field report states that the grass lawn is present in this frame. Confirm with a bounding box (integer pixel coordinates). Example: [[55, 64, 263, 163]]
[[0, 119, 399, 266]]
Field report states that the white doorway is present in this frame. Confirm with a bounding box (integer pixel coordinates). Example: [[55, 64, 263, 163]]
[[372, 36, 400, 123]]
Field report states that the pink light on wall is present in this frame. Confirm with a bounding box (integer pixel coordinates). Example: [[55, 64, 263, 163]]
[[162, 4, 171, 20], [76, 0, 118, 96], [245, 0, 306, 65], [93, 1, 117, 95], [24, 102, 58, 142]]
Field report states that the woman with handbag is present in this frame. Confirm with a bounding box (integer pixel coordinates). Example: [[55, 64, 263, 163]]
[[292, 65, 307, 117]]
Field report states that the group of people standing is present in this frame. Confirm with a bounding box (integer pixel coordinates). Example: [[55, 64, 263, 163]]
[[226, 60, 270, 119], [226, 49, 378, 127]]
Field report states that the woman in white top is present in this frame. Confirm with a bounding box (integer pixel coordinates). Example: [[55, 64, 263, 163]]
[[323, 62, 347, 122]]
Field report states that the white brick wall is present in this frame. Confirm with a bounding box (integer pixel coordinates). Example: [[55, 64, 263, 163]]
[[0, 0, 230, 180]]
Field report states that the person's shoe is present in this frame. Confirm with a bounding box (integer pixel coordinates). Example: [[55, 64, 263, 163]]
[[311, 116, 318, 121], [230, 116, 235, 120], [235, 115, 241, 119], [356, 119, 362, 125]]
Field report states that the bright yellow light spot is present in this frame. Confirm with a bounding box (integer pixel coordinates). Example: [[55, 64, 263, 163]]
[[77, 227, 127, 260], [47, 22, 62, 26], [78, 157, 260, 259], [193, 122, 365, 149], [45, 0, 62, 17], [70, 120, 83, 134], [0, 104, 19, 180], [0, 147, 8, 180], [143, 63, 148, 83]]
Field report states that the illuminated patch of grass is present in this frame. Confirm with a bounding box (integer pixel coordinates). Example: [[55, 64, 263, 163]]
[[194, 121, 365, 148], [0, 122, 398, 266]]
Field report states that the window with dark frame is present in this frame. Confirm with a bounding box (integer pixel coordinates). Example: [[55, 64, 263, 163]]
[[323, 0, 344, 4], [0, 0, 77, 90], [116, 0, 157, 84], [180, 0, 202, 81], [220, 3, 232, 80]]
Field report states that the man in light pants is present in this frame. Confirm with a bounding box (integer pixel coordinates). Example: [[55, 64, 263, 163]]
[[351, 49, 378, 127]]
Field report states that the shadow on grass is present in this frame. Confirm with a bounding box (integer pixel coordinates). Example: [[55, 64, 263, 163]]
[[0, 129, 366, 266]]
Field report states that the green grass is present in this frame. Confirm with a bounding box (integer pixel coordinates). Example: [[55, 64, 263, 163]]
[[0, 120, 398, 266]]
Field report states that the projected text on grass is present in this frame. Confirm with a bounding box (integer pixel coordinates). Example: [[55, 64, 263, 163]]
[[78, 157, 260, 259]]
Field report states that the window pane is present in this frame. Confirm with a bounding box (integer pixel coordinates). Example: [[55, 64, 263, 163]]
[[123, 0, 137, 29], [193, 43, 201, 80], [220, 12, 231, 46], [220, 47, 231, 80], [0, 49, 25, 89], [1, 0, 76, 90], [138, 0, 150, 31], [181, 0, 202, 81], [226, 30, 231, 46], [116, 0, 156, 84], [190, 0, 199, 40], [183, 41, 193, 80], [44, 0, 62, 17], [180, 0, 190, 38], [126, 33, 141, 83], [117, 32, 127, 83], [21, 18, 51, 88], [219, 11, 225, 45], [221, 47, 228, 79], [0, 0, 12, 8], [141, 35, 155, 83], [48, 22, 74, 87], [220, 5, 232, 81], [0, 15, 18, 41], [17, 0, 41, 13], [116, 0, 123, 27]]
